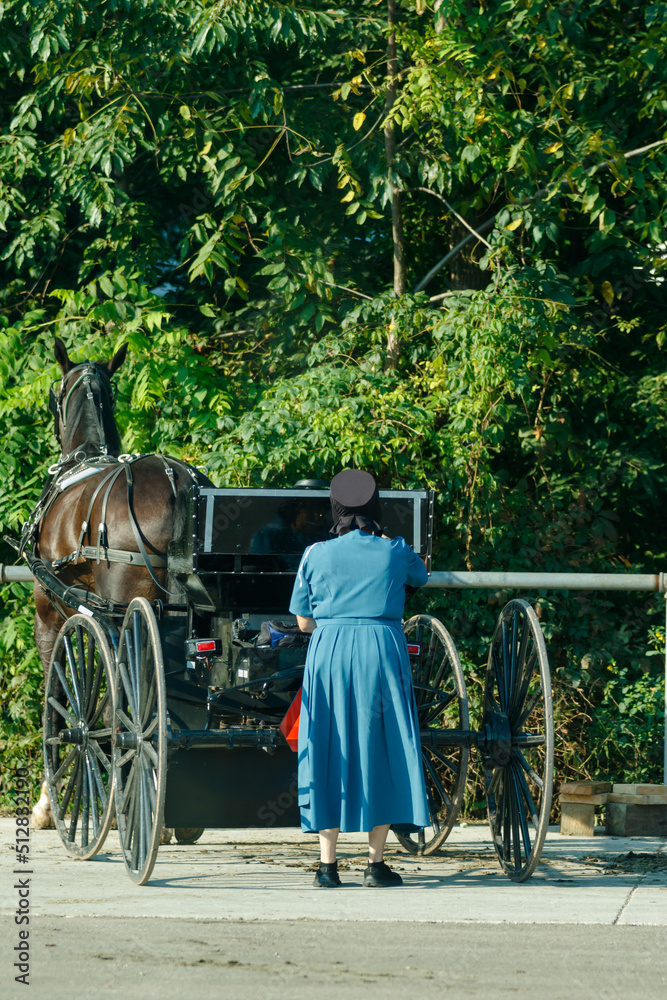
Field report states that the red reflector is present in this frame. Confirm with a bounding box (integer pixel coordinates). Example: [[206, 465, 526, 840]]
[[196, 641, 217, 652], [280, 688, 302, 751], [407, 643, 421, 655]]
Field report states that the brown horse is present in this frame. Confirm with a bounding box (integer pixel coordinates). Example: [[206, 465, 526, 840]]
[[30, 337, 211, 828]]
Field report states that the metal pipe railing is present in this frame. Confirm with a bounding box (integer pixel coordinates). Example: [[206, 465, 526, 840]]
[[4, 563, 664, 591], [0, 564, 33, 583], [426, 570, 665, 592]]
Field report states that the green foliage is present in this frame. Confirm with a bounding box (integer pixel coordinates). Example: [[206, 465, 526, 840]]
[[1, 1, 666, 808], [589, 664, 665, 784], [0, 584, 43, 810]]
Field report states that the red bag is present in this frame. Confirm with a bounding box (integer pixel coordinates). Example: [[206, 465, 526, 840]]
[[280, 687, 302, 751]]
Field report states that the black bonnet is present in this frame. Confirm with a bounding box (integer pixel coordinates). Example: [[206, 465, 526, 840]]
[[329, 469, 382, 537]]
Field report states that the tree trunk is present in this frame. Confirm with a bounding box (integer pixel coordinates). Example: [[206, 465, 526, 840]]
[[385, 0, 404, 368], [434, 0, 447, 34]]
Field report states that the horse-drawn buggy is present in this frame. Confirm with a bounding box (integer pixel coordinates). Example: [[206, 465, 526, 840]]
[[14, 342, 554, 885]]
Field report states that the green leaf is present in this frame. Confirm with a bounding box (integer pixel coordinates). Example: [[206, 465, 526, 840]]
[[258, 261, 286, 276], [507, 137, 525, 170], [99, 275, 114, 297]]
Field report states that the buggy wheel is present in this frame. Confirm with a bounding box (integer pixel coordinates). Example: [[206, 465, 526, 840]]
[[44, 615, 115, 859], [483, 599, 554, 882], [395, 614, 469, 856], [175, 827, 205, 845], [114, 598, 167, 885]]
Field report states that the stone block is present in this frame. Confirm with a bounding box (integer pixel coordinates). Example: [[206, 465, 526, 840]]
[[608, 793, 667, 806], [611, 784, 667, 798], [560, 781, 612, 796], [606, 802, 667, 837], [560, 801, 596, 836], [559, 792, 608, 805]]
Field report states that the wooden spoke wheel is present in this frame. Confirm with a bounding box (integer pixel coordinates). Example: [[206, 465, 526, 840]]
[[44, 615, 115, 859], [113, 598, 167, 885], [483, 599, 554, 882], [395, 614, 470, 856]]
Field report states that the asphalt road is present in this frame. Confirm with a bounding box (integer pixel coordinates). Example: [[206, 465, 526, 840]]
[[2, 820, 665, 999], [6, 916, 666, 1000]]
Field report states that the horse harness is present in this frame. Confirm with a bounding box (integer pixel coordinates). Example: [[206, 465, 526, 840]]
[[48, 360, 116, 454], [21, 453, 200, 599], [19, 357, 205, 613]]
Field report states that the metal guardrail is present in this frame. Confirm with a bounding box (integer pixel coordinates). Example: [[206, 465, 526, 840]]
[[1, 564, 33, 583], [426, 571, 666, 592], [2, 563, 665, 781], [5, 564, 664, 591]]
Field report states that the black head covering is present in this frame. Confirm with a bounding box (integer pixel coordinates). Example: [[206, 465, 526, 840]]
[[329, 469, 383, 537]]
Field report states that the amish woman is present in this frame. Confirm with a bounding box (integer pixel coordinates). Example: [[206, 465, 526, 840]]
[[289, 469, 429, 888]]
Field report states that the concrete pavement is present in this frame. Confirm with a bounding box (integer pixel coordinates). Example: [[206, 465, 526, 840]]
[[2, 820, 665, 925], [1, 819, 665, 999]]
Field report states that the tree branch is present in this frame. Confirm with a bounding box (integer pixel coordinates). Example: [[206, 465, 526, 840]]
[[621, 139, 667, 160], [414, 219, 495, 293], [296, 273, 373, 300], [407, 186, 492, 249], [413, 138, 667, 294]]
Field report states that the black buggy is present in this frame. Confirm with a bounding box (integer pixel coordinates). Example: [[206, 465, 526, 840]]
[[31, 484, 554, 884]]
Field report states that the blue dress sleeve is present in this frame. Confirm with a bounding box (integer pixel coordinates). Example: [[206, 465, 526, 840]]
[[404, 541, 428, 588], [289, 545, 315, 616]]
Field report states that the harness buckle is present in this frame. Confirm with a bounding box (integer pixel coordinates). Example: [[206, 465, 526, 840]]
[[96, 522, 109, 564]]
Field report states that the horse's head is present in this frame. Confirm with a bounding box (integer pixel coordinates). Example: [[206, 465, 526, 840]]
[[49, 337, 128, 459]]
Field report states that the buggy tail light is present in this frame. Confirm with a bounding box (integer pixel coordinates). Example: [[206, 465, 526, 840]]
[[407, 643, 421, 655], [185, 638, 222, 657]]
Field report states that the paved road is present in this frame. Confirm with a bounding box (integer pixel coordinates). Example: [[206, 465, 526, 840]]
[[1, 820, 665, 998]]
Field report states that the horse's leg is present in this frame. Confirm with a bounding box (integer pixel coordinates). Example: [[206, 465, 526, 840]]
[[34, 584, 62, 684], [30, 585, 64, 830]]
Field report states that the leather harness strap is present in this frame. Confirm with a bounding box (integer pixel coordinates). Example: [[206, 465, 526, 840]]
[[73, 465, 126, 567], [96, 464, 127, 563], [122, 459, 181, 597], [79, 545, 166, 567], [157, 454, 179, 498], [45, 455, 188, 598]]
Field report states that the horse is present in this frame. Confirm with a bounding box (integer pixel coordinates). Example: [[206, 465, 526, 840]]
[[29, 337, 211, 831]]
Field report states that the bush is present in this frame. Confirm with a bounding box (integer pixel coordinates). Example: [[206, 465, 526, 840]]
[[0, 584, 43, 812]]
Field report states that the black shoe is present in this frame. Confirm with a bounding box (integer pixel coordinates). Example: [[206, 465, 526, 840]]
[[313, 862, 342, 888], [363, 861, 403, 887]]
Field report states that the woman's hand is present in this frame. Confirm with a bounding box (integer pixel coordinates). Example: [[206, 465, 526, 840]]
[[296, 615, 317, 633]]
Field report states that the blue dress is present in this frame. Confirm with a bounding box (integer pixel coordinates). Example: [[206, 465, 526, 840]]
[[289, 530, 430, 832]]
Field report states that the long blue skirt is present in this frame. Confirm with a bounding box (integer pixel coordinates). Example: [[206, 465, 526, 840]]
[[297, 617, 429, 832]]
